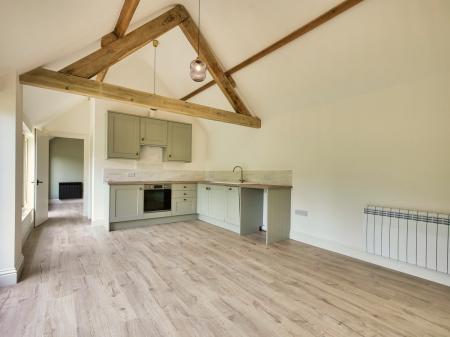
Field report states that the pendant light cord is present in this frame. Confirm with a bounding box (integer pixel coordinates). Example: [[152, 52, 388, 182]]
[[197, 0, 201, 57]]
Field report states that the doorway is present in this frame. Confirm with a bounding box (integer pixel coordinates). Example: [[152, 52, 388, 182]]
[[34, 131, 90, 227]]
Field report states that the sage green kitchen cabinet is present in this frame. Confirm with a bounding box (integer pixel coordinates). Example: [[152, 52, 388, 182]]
[[140, 117, 168, 146], [172, 197, 197, 216], [225, 187, 240, 227], [110, 184, 143, 222], [197, 184, 241, 233], [172, 183, 197, 216], [208, 185, 227, 221], [197, 184, 209, 215], [107, 111, 140, 159], [163, 122, 192, 162]]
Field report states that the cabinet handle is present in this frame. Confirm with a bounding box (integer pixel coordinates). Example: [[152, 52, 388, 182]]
[[184, 193, 187, 195], [169, 154, 172, 158], [229, 188, 232, 191], [136, 152, 139, 156], [184, 199, 187, 201], [139, 187, 143, 190], [141, 137, 144, 141]]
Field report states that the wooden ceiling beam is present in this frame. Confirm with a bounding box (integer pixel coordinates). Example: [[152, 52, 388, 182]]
[[20, 68, 261, 128], [60, 4, 187, 79], [181, 0, 364, 101], [178, 9, 251, 116], [96, 0, 140, 82], [114, 0, 140, 37]]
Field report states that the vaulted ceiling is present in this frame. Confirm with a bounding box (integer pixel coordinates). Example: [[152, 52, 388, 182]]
[[3, 0, 449, 128]]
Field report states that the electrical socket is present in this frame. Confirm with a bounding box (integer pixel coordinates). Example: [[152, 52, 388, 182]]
[[295, 209, 308, 217], [127, 172, 136, 177]]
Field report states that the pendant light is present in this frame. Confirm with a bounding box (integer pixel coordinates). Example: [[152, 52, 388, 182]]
[[150, 39, 159, 112], [190, 0, 207, 82]]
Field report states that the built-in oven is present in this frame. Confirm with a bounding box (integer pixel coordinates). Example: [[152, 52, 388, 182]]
[[143, 184, 171, 213]]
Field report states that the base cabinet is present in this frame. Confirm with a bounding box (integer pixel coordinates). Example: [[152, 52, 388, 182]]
[[225, 187, 240, 226], [172, 184, 197, 216], [172, 198, 197, 216], [110, 185, 143, 222], [209, 186, 227, 221], [197, 184, 240, 232]]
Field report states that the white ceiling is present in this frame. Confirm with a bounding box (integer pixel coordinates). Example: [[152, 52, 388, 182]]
[[2, 0, 449, 127]]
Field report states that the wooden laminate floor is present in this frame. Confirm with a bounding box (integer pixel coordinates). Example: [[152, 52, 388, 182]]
[[1, 202, 450, 337]]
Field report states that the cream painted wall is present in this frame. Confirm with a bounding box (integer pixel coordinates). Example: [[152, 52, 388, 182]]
[[90, 99, 209, 226], [186, 0, 450, 283], [198, 72, 450, 248], [0, 72, 23, 286]]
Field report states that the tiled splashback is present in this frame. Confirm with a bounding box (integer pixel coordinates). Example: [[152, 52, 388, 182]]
[[205, 170, 292, 186], [104, 169, 292, 186], [104, 169, 205, 182]]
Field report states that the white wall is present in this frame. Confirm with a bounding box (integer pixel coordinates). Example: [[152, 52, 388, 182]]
[[90, 99, 209, 226], [188, 0, 450, 283], [0, 72, 23, 286]]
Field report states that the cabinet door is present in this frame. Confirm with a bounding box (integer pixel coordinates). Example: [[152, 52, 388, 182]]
[[140, 117, 168, 146], [197, 184, 209, 216], [172, 197, 197, 216], [164, 122, 192, 162], [225, 187, 240, 226], [208, 186, 227, 221], [107, 112, 140, 159], [110, 185, 143, 222]]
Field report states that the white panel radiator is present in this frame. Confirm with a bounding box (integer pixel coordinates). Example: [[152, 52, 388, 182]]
[[364, 206, 450, 274]]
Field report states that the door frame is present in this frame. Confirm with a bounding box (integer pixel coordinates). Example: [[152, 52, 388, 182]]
[[44, 130, 91, 219]]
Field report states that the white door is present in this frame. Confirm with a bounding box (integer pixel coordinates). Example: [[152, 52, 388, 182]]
[[34, 129, 49, 226]]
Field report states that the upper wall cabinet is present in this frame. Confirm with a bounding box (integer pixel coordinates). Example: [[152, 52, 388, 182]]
[[107, 111, 140, 159], [107, 112, 192, 161], [164, 122, 192, 162], [140, 117, 168, 146]]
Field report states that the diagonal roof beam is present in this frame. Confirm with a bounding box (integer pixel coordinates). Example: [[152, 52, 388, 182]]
[[181, 0, 364, 101], [97, 0, 140, 82], [59, 5, 187, 79], [20, 68, 261, 128], [179, 9, 251, 116]]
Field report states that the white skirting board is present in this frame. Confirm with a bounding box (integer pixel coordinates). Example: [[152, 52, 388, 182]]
[[0, 254, 24, 287], [290, 231, 450, 287]]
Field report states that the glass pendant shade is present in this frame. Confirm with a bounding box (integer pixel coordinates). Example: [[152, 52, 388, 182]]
[[190, 58, 207, 82]]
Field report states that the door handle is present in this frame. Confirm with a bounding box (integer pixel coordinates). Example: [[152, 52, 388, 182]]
[[36, 179, 43, 186]]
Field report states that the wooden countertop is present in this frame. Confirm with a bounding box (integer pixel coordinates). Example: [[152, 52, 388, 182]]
[[106, 180, 292, 189]]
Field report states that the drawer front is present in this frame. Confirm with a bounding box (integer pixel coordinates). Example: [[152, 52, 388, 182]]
[[172, 197, 197, 216], [172, 190, 197, 198], [172, 183, 197, 191]]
